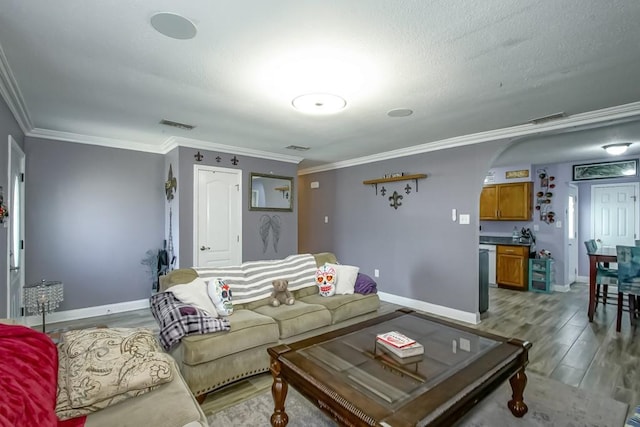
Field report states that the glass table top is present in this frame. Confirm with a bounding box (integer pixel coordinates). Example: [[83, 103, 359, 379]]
[[298, 314, 500, 410]]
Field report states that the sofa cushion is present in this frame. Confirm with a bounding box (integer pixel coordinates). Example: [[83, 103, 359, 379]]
[[253, 301, 332, 339], [83, 359, 207, 427], [300, 293, 381, 324], [315, 264, 336, 297], [179, 309, 279, 365], [168, 278, 219, 318], [326, 263, 359, 295], [60, 328, 173, 411]]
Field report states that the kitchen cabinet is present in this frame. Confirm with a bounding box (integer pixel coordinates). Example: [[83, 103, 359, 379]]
[[480, 182, 532, 221], [496, 245, 529, 290]]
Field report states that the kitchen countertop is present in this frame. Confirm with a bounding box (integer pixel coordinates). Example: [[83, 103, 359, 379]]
[[479, 236, 533, 246]]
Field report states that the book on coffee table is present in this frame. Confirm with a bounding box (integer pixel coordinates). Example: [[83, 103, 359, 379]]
[[376, 332, 424, 358], [375, 342, 424, 365], [376, 331, 416, 348]]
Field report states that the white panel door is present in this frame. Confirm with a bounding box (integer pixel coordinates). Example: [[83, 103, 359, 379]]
[[592, 183, 639, 249], [7, 136, 25, 320], [566, 185, 578, 284], [194, 166, 242, 267]]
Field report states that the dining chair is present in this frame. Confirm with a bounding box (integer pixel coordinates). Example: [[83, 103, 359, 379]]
[[615, 245, 640, 332], [584, 239, 618, 307]]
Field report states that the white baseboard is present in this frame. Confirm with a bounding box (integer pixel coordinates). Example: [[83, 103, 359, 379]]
[[577, 275, 589, 283], [553, 284, 571, 292], [378, 292, 480, 325], [23, 299, 150, 327]]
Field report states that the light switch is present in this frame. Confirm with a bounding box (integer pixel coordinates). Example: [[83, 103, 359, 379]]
[[533, 224, 539, 232], [310, 181, 320, 189], [452, 208, 457, 222], [556, 220, 562, 228], [324, 216, 329, 223], [459, 214, 470, 225]]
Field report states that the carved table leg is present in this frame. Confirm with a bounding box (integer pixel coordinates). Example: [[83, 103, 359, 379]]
[[270, 357, 289, 427], [507, 368, 528, 418]]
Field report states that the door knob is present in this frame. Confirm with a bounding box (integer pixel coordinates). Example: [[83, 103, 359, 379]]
[[200, 246, 211, 251]]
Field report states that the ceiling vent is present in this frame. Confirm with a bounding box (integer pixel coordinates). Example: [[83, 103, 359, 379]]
[[285, 145, 310, 151], [529, 112, 567, 124], [159, 119, 195, 130]]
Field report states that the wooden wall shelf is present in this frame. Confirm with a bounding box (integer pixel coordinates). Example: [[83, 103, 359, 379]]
[[363, 174, 427, 186], [363, 173, 427, 196], [363, 174, 427, 209]]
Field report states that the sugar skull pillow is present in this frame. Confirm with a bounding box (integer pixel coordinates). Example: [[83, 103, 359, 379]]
[[315, 265, 336, 297], [207, 278, 234, 316]]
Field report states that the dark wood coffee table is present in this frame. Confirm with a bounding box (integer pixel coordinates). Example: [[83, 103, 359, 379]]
[[268, 308, 531, 427]]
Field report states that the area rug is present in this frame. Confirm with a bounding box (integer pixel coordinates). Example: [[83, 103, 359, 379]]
[[207, 372, 628, 426]]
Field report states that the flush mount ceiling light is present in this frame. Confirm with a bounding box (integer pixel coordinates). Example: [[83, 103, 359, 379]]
[[603, 143, 631, 155], [292, 93, 346, 115], [151, 12, 197, 40]]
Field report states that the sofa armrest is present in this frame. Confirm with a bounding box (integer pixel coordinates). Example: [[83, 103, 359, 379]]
[[313, 252, 337, 266], [159, 269, 199, 292]]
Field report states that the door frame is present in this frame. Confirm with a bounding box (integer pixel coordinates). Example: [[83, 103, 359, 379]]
[[192, 164, 242, 266], [590, 182, 639, 246], [564, 184, 578, 288], [6, 135, 25, 319]]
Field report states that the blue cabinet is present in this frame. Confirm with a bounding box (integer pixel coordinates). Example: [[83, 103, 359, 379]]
[[529, 259, 553, 293]]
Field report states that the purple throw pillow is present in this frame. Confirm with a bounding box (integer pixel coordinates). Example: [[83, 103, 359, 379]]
[[354, 273, 377, 294]]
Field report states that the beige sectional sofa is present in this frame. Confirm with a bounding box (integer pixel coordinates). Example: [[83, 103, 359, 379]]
[[158, 252, 380, 399]]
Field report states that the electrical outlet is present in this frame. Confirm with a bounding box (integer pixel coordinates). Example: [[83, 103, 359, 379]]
[[374, 269, 379, 278], [459, 338, 471, 352], [556, 220, 562, 228], [533, 224, 539, 231], [459, 214, 470, 225]]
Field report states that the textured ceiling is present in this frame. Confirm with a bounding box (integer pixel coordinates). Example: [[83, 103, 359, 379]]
[[1, 1, 640, 169]]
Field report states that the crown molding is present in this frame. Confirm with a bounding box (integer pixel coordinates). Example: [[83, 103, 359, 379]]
[[27, 128, 162, 153], [298, 101, 640, 175], [162, 136, 304, 164], [0, 42, 33, 133], [26, 129, 304, 163]]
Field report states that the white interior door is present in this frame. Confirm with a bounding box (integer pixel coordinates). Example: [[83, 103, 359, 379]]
[[7, 136, 25, 320], [194, 165, 242, 267], [591, 183, 639, 248], [566, 184, 578, 284]]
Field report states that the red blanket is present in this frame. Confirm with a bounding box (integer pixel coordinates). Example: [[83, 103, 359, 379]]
[[0, 324, 85, 427]]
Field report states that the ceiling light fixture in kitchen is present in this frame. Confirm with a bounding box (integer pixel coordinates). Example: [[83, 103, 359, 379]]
[[602, 143, 631, 155]]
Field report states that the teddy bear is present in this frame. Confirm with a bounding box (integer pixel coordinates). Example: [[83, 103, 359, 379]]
[[269, 279, 295, 307]]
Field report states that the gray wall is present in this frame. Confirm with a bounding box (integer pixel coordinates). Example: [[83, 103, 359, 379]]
[[299, 140, 509, 315], [0, 96, 24, 318], [176, 147, 298, 266], [24, 137, 165, 311]]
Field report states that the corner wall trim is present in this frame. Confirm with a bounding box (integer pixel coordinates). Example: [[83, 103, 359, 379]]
[[378, 292, 480, 325], [554, 284, 571, 292], [23, 299, 150, 328]]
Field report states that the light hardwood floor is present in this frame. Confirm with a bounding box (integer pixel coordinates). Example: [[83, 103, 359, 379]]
[[47, 282, 639, 418]]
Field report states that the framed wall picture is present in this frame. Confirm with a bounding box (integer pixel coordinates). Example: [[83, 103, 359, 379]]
[[572, 159, 638, 181]]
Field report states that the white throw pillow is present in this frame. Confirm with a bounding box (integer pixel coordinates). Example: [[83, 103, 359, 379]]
[[168, 278, 219, 317], [326, 263, 359, 295]]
